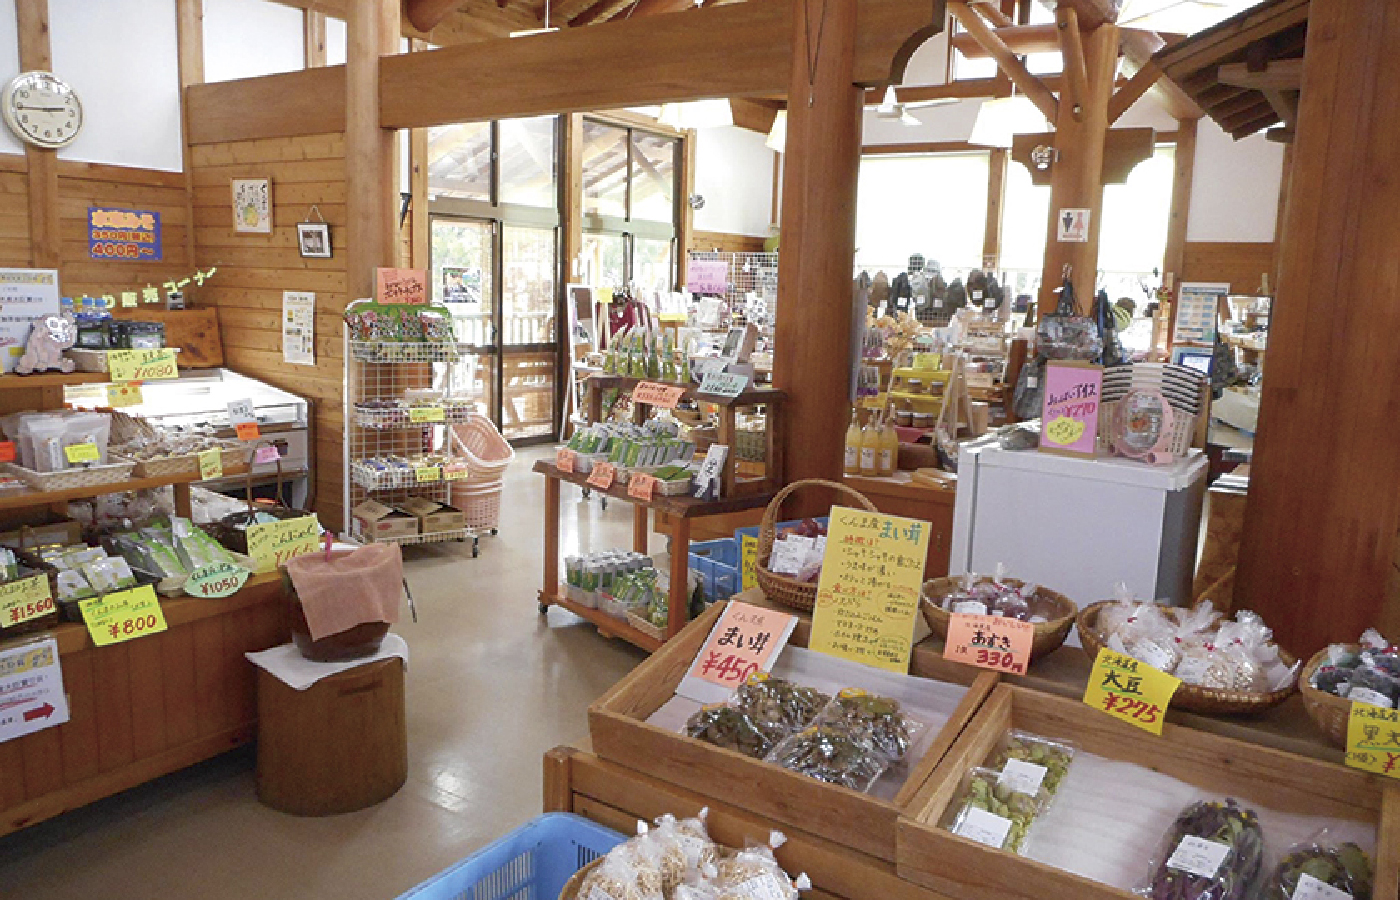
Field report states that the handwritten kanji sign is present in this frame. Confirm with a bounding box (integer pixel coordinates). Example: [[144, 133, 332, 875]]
[[108, 348, 178, 383], [587, 461, 616, 490], [246, 515, 321, 574], [944, 613, 1033, 675], [628, 473, 657, 501], [677, 601, 798, 703], [1345, 701, 1400, 779], [0, 574, 53, 627], [80, 585, 168, 648], [809, 507, 931, 673], [375, 267, 428, 305], [632, 381, 686, 409], [1083, 649, 1180, 735], [556, 447, 577, 473]]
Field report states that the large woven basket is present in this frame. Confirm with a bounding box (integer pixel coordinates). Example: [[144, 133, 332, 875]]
[[558, 858, 604, 900], [126, 453, 199, 479], [1076, 600, 1298, 716], [755, 478, 878, 612], [922, 576, 1077, 661], [1298, 645, 1352, 748]]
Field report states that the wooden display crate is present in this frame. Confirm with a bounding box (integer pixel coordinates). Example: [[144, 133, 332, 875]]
[[897, 684, 1400, 900], [588, 601, 998, 862]]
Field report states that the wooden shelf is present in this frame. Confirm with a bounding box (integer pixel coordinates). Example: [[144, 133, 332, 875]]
[[543, 588, 663, 653], [533, 460, 773, 519], [0, 371, 110, 390], [585, 373, 785, 408], [0, 470, 200, 512]]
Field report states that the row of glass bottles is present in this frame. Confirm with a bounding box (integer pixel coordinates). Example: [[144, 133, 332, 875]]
[[843, 409, 898, 477]]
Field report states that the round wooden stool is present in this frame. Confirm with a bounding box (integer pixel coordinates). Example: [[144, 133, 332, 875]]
[[256, 656, 407, 816]]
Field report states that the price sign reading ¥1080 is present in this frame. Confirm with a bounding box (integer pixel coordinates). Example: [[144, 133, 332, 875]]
[[1345, 702, 1400, 779], [246, 514, 321, 574], [1083, 649, 1181, 735], [80, 584, 168, 647], [108, 348, 178, 383]]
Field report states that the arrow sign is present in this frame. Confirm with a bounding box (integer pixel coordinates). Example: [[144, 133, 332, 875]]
[[24, 702, 54, 722]]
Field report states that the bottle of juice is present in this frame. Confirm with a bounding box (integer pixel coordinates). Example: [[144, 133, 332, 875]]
[[879, 412, 898, 476], [843, 409, 862, 476], [859, 413, 880, 476]]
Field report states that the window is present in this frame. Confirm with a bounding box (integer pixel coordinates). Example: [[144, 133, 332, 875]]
[[428, 121, 491, 202], [499, 118, 558, 208], [581, 117, 681, 292], [428, 117, 559, 209], [855, 152, 991, 274]]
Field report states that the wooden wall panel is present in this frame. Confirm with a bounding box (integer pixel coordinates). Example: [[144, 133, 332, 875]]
[[1181, 241, 1275, 293], [687, 230, 766, 256], [191, 132, 349, 530]]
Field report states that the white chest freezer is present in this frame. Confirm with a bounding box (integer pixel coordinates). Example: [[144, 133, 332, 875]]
[[950, 436, 1208, 608]]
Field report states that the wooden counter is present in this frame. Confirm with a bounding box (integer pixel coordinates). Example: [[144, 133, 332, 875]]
[[842, 472, 956, 579], [0, 573, 290, 837]]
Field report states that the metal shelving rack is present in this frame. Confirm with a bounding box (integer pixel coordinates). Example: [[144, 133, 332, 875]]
[[344, 340, 485, 555]]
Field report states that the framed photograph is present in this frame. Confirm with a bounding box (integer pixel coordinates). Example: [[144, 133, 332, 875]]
[[231, 178, 272, 233], [297, 221, 331, 258]]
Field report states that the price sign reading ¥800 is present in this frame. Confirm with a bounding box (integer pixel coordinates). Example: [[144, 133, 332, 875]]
[[944, 613, 1032, 675], [1345, 702, 1400, 779], [80, 584, 168, 648], [1083, 649, 1181, 735], [632, 381, 686, 409], [587, 462, 616, 491], [246, 515, 321, 574], [108, 348, 178, 383], [0, 574, 54, 626]]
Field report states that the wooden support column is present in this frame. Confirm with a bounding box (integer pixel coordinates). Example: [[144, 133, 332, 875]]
[[408, 39, 429, 271], [17, 0, 58, 269], [982, 146, 1008, 270], [1235, 0, 1400, 654], [1036, 21, 1116, 312], [561, 114, 584, 287], [677, 127, 696, 289], [176, 0, 203, 272], [773, 0, 863, 487], [1161, 116, 1196, 288], [346, 0, 399, 300], [304, 10, 327, 68]]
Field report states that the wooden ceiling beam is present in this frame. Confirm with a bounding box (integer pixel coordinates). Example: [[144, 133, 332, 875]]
[[405, 0, 462, 32], [1056, 6, 1088, 119], [950, 23, 1063, 57], [551, 0, 605, 22], [1217, 58, 1304, 92], [969, 0, 1012, 28], [1107, 62, 1158, 123], [729, 98, 782, 134], [948, 1, 1058, 120], [1121, 28, 1202, 120], [1036, 0, 1116, 30], [570, 0, 637, 26], [623, 0, 696, 18]]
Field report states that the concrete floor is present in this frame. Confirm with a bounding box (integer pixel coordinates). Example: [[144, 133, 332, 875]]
[[0, 445, 649, 900]]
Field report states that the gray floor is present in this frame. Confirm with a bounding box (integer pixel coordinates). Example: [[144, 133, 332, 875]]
[[0, 445, 648, 899]]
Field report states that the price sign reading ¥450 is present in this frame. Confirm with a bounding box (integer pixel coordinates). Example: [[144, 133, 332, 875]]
[[0, 574, 54, 626], [108, 348, 178, 383], [1083, 649, 1181, 735], [80, 584, 168, 647]]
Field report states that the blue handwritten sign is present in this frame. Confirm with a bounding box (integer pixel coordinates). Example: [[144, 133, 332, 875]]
[[88, 207, 162, 261]]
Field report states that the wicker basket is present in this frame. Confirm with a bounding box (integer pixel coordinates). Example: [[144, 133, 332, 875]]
[[1299, 645, 1352, 748], [1075, 600, 1299, 716], [559, 858, 604, 900], [626, 610, 666, 641], [456, 486, 503, 531], [755, 479, 878, 612], [6, 460, 135, 492], [208, 445, 314, 556], [921, 576, 1077, 661], [125, 453, 199, 479]]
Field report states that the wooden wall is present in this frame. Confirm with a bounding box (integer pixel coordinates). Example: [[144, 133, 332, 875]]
[[687, 230, 767, 256], [1181, 241, 1275, 293], [189, 133, 350, 531]]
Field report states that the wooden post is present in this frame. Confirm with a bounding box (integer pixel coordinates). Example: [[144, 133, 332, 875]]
[[562, 114, 584, 286], [304, 10, 327, 68], [1037, 21, 1116, 312], [1235, 0, 1400, 654], [982, 147, 1008, 269], [16, 0, 58, 269], [773, 0, 862, 487], [176, 0, 203, 274], [346, 0, 399, 300], [1161, 116, 1196, 287], [408, 40, 429, 272]]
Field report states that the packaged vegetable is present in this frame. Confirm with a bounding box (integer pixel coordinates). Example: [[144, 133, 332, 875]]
[[981, 730, 1076, 799], [732, 674, 829, 741], [940, 766, 1047, 854], [813, 688, 919, 761], [1138, 798, 1263, 900], [1263, 834, 1372, 900], [765, 725, 889, 792], [712, 833, 809, 900], [685, 705, 775, 759], [576, 827, 665, 900]]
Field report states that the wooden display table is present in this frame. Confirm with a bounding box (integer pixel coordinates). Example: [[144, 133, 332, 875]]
[[841, 472, 956, 579], [0, 573, 290, 837]]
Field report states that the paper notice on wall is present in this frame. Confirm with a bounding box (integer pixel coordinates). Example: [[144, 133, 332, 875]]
[[0, 638, 70, 745], [0, 268, 59, 373], [282, 291, 315, 366]]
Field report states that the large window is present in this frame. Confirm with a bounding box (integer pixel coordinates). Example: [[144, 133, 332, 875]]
[[855, 152, 991, 274], [581, 118, 680, 292]]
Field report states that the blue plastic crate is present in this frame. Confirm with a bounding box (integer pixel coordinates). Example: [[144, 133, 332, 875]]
[[397, 813, 624, 900], [689, 537, 741, 602]]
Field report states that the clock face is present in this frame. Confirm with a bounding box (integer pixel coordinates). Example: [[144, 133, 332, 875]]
[[3, 72, 83, 149]]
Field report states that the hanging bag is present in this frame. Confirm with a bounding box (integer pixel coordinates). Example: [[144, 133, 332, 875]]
[[1036, 275, 1102, 361]]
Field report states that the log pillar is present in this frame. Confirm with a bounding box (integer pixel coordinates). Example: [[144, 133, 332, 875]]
[[1037, 21, 1117, 312], [1235, 1, 1400, 654], [773, 0, 863, 487], [346, 0, 399, 300]]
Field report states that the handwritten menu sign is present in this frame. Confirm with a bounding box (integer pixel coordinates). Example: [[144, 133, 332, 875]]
[[1083, 649, 1181, 735], [809, 507, 931, 673], [1345, 702, 1400, 779], [555, 447, 577, 473], [686, 259, 729, 295], [587, 462, 616, 490], [633, 381, 686, 409], [1040, 361, 1102, 457], [628, 473, 657, 501], [698, 371, 749, 399], [246, 515, 321, 574], [0, 574, 53, 627], [375, 267, 428, 306], [944, 614, 1033, 675], [108, 348, 178, 383], [677, 601, 798, 703]]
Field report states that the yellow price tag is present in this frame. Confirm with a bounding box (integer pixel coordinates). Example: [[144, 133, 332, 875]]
[[1044, 415, 1086, 447], [64, 442, 101, 464], [1345, 702, 1400, 778], [415, 466, 442, 483], [741, 534, 758, 590], [108, 348, 178, 383], [0, 574, 54, 626], [106, 383, 143, 408], [1083, 649, 1180, 735], [80, 584, 168, 647], [444, 465, 469, 481], [246, 514, 321, 575], [409, 406, 445, 423], [198, 448, 223, 480]]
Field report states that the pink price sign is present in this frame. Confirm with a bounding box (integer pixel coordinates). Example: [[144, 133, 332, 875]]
[[1039, 361, 1102, 458], [686, 259, 728, 295], [677, 601, 799, 702]]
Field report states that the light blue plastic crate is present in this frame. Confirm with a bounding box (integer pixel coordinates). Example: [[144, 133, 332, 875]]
[[688, 537, 741, 602], [397, 813, 624, 900]]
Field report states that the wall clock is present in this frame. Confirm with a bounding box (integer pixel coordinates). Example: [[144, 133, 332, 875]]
[[3, 71, 83, 149]]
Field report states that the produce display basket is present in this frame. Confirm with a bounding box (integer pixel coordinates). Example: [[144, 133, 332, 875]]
[[455, 484, 503, 531], [921, 576, 1077, 661], [1075, 600, 1298, 715], [395, 813, 622, 900], [123, 453, 199, 479], [626, 610, 665, 642], [1298, 645, 1353, 748], [756, 478, 877, 612], [5, 460, 135, 492]]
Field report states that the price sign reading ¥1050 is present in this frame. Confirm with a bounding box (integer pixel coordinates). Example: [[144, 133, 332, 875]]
[[184, 562, 251, 599], [1083, 649, 1181, 735], [1345, 702, 1400, 779], [80, 584, 168, 647], [108, 348, 178, 383], [944, 613, 1032, 675], [246, 514, 321, 574], [0, 574, 54, 626]]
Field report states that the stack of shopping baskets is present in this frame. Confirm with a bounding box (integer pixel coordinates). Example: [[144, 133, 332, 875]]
[[450, 414, 515, 533]]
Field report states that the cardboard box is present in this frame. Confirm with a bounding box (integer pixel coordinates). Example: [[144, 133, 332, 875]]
[[397, 496, 465, 534], [352, 499, 418, 541]]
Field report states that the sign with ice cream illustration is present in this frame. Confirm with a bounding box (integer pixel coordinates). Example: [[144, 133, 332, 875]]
[[1040, 361, 1102, 458]]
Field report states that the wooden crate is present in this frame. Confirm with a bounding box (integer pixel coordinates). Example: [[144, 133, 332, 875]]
[[897, 684, 1400, 900], [588, 600, 998, 862]]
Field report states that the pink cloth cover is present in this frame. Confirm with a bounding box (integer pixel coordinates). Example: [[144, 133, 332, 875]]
[[286, 543, 403, 641]]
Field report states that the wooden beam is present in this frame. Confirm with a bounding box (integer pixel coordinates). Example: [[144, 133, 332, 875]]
[[950, 23, 1059, 57], [346, 0, 398, 300], [970, 0, 1012, 28], [304, 9, 327, 67], [406, 0, 463, 32], [176, 0, 203, 273], [1261, 88, 1298, 129], [1121, 29, 1203, 121], [186, 66, 346, 144], [625, 0, 698, 18], [862, 140, 983, 155], [562, 113, 584, 284], [16, 0, 58, 270], [983, 146, 1008, 269], [1236, 0, 1400, 655], [1107, 62, 1158, 124], [551, 0, 602, 23], [729, 98, 781, 134], [1217, 58, 1304, 92], [677, 126, 696, 289], [1161, 115, 1195, 288], [571, 0, 638, 26], [379, 0, 946, 128], [948, 1, 1057, 122], [1055, 6, 1088, 120], [1037, 0, 1116, 29], [409, 39, 430, 271]]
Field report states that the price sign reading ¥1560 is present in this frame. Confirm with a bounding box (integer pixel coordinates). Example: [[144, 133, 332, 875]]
[[246, 514, 321, 574], [587, 462, 616, 490], [0, 574, 54, 626], [108, 348, 178, 383], [80, 584, 168, 647], [632, 381, 686, 409], [1083, 649, 1181, 735], [944, 613, 1032, 675], [1345, 702, 1400, 779]]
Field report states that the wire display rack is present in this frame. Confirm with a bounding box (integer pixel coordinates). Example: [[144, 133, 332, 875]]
[[345, 340, 489, 557], [686, 250, 779, 327]]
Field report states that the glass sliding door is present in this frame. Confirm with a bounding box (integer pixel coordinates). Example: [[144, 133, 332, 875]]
[[431, 216, 496, 420], [500, 224, 558, 440]]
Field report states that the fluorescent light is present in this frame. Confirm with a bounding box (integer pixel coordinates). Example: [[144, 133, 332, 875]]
[[765, 110, 787, 152], [968, 95, 1049, 148], [509, 27, 558, 36]]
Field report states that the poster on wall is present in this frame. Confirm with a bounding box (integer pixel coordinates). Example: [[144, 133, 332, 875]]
[[442, 266, 482, 305], [1039, 361, 1103, 458], [1174, 282, 1228, 345], [231, 178, 272, 233], [0, 268, 60, 373], [88, 207, 162, 261], [282, 291, 315, 366], [686, 258, 728, 294], [0, 638, 70, 745]]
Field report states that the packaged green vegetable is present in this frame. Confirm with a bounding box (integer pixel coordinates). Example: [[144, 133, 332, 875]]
[[814, 688, 920, 761], [685, 704, 775, 759], [1139, 798, 1263, 900], [940, 766, 1048, 854], [764, 724, 889, 791], [982, 730, 1076, 799], [732, 674, 829, 741], [1263, 834, 1372, 900]]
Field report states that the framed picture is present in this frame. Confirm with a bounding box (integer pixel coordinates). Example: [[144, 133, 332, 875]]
[[297, 221, 331, 258], [231, 178, 272, 233]]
